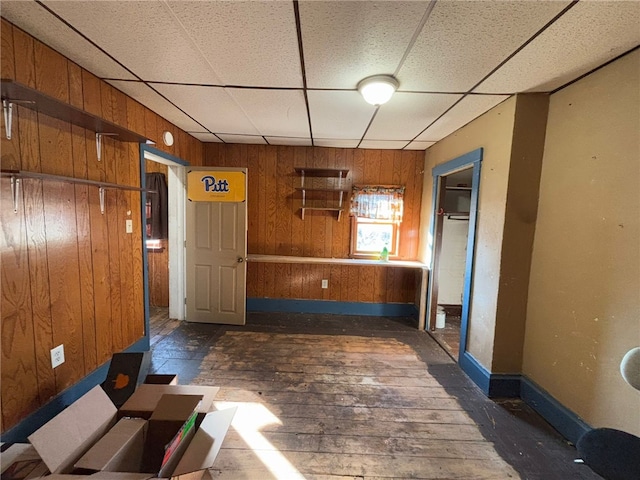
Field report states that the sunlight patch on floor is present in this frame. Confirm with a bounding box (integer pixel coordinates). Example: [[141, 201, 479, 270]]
[[215, 400, 305, 480]]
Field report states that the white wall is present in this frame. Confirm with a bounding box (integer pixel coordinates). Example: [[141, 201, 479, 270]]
[[437, 217, 469, 305]]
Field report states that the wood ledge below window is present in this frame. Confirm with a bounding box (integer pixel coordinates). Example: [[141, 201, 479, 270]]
[[246, 254, 427, 269]]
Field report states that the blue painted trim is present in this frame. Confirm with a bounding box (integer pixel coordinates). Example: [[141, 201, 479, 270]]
[[140, 144, 190, 166], [247, 298, 418, 317], [139, 143, 151, 342], [460, 155, 482, 358], [427, 148, 483, 363], [139, 145, 190, 340], [458, 351, 520, 398], [432, 148, 483, 176], [0, 337, 148, 443], [438, 352, 592, 443], [521, 376, 591, 445], [459, 351, 491, 394]]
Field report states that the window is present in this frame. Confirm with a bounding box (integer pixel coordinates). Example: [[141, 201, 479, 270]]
[[350, 185, 404, 258]]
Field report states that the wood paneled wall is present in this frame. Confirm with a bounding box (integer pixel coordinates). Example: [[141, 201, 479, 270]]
[[204, 144, 424, 303], [145, 160, 169, 307], [0, 20, 203, 432]]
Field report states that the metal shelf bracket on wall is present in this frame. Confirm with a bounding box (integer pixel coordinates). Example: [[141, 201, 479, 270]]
[[1, 169, 155, 215], [96, 132, 118, 162], [10, 174, 20, 213], [3, 98, 36, 140]]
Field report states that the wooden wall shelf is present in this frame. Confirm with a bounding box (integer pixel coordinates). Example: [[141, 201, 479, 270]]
[[295, 167, 349, 221], [1, 79, 154, 160], [1, 169, 155, 215]]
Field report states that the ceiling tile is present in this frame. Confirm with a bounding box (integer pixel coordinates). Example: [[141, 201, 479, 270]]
[[405, 141, 435, 151], [188, 132, 221, 143], [166, 1, 302, 87], [416, 95, 509, 142], [225, 89, 309, 138], [398, 1, 571, 92], [314, 139, 360, 148], [265, 137, 312, 147], [217, 134, 267, 145], [41, 0, 223, 84], [366, 93, 462, 141], [359, 140, 411, 150], [1, 1, 136, 80], [151, 84, 260, 136], [299, 1, 431, 89], [107, 80, 205, 134], [308, 91, 376, 140], [475, 1, 640, 93]]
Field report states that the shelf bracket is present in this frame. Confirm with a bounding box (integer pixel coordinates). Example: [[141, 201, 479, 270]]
[[3, 99, 36, 140], [99, 186, 105, 214], [96, 133, 118, 162], [10, 175, 20, 213], [3, 100, 12, 140]]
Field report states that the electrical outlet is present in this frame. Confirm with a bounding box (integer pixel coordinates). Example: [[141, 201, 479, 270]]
[[321, 279, 328, 289], [125, 219, 133, 234], [51, 344, 65, 369]]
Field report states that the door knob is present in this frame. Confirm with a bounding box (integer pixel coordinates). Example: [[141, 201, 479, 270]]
[[237, 257, 244, 263]]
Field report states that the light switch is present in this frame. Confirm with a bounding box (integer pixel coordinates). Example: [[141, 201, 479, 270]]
[[126, 219, 133, 233]]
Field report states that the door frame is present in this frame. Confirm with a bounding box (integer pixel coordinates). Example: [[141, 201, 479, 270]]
[[140, 145, 189, 337], [425, 148, 482, 360]]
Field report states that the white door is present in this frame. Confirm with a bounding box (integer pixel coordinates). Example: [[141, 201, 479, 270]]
[[186, 167, 247, 324]]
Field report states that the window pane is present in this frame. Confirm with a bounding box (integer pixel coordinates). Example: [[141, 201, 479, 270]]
[[356, 222, 394, 252]]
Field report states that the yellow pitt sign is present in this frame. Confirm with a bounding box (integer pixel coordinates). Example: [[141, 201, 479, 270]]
[[187, 170, 246, 202]]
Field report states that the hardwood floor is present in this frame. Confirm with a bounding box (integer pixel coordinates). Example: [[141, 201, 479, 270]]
[[429, 313, 461, 360], [149, 307, 601, 479]]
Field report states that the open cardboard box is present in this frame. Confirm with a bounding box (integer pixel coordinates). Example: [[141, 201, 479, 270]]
[[26, 385, 236, 479]]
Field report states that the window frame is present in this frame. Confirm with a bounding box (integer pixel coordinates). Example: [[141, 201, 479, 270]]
[[350, 216, 400, 259]]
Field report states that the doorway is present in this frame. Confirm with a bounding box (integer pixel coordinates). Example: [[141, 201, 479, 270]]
[[140, 145, 188, 340], [425, 148, 482, 362]]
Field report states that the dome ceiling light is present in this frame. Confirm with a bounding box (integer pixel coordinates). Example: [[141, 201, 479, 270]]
[[357, 75, 399, 106]]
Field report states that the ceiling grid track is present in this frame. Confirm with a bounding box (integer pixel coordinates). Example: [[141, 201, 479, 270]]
[[393, 0, 437, 78], [34, 0, 223, 143], [5, 0, 633, 150], [406, 0, 580, 147], [360, 0, 437, 149], [466, 0, 580, 94], [293, 0, 315, 147], [550, 44, 640, 95]]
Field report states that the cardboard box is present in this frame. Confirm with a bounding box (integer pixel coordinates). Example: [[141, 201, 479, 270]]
[[118, 385, 219, 420], [74, 418, 147, 472], [26, 385, 236, 479], [141, 395, 202, 475], [143, 375, 178, 386], [101, 353, 151, 408], [28, 386, 117, 474]]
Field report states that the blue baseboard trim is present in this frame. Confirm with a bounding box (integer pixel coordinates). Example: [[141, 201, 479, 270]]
[[459, 352, 591, 444], [459, 351, 491, 394], [247, 298, 417, 317], [520, 376, 591, 445], [1, 337, 149, 443], [459, 352, 522, 398]]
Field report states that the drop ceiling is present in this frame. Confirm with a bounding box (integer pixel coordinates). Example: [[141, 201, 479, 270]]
[[1, 1, 638, 150]]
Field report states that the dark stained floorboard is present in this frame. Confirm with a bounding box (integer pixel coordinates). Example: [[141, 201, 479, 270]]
[[149, 308, 601, 479]]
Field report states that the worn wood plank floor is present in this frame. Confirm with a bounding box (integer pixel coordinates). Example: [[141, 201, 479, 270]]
[[149, 307, 601, 480]]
